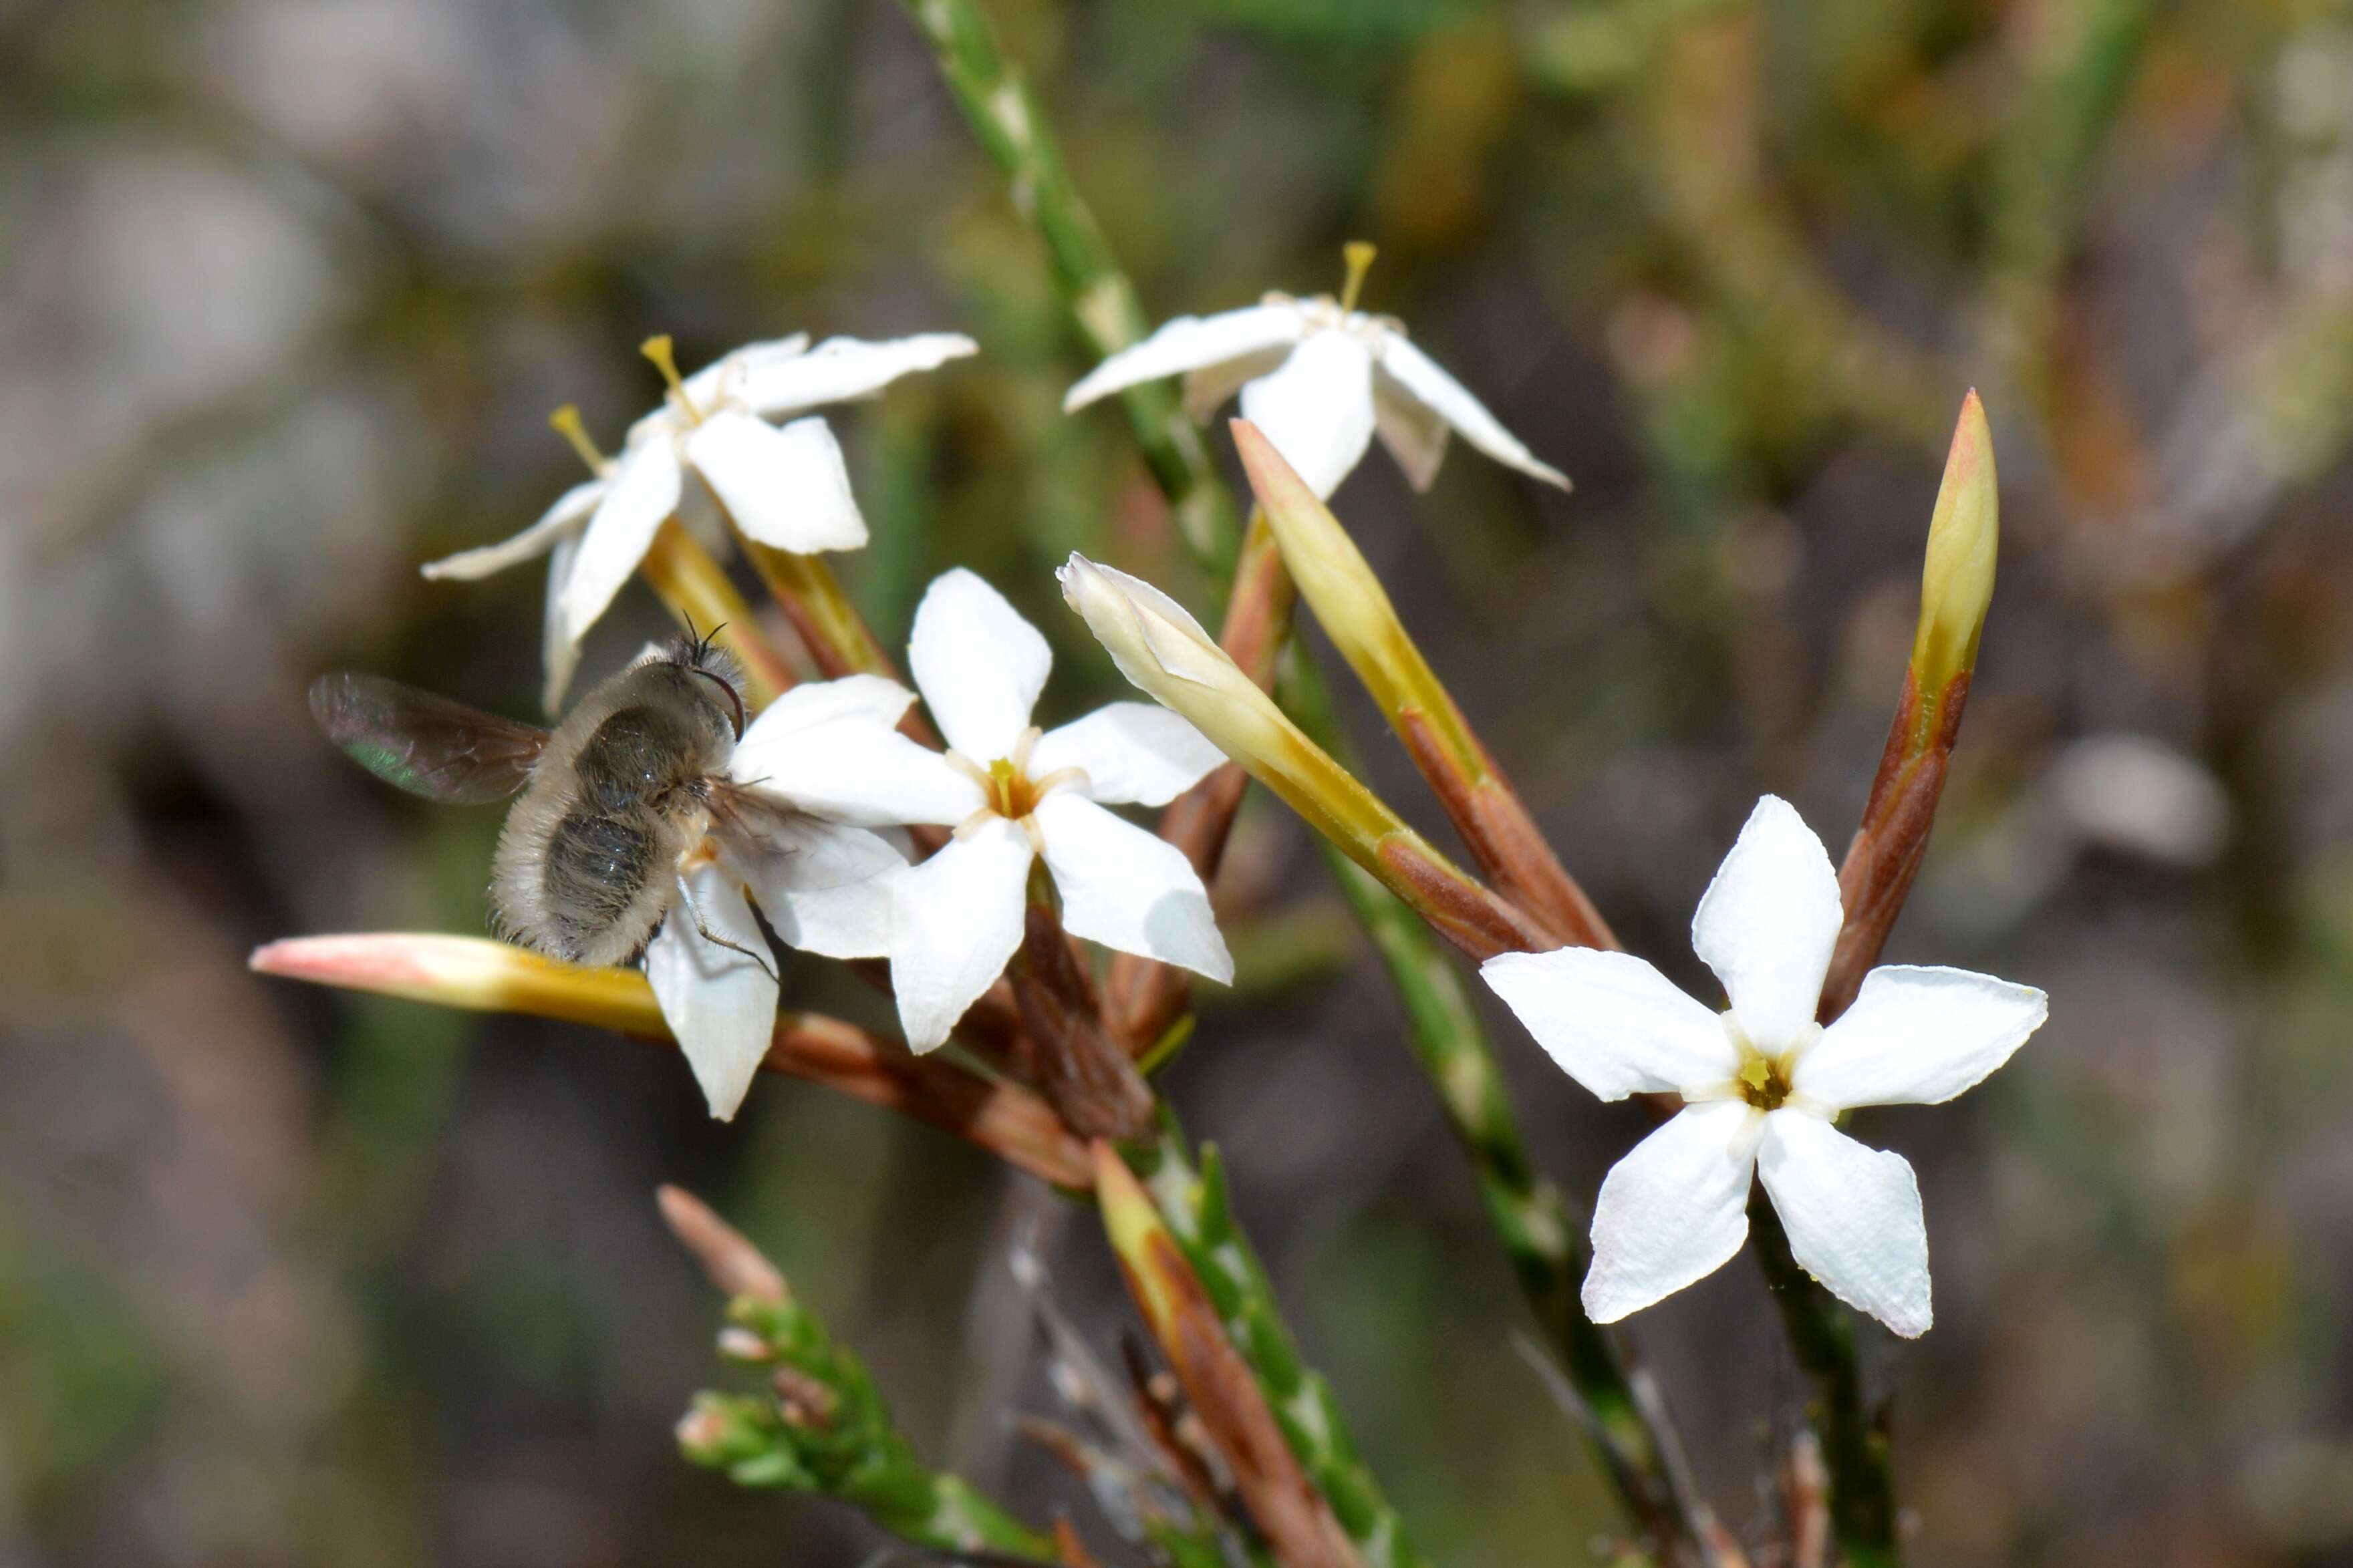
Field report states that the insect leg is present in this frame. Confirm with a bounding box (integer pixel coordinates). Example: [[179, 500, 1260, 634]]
[[673, 871, 779, 983]]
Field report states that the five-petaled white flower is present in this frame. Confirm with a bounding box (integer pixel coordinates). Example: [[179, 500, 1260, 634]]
[[735, 569, 1234, 1053], [647, 673, 922, 1120], [424, 331, 976, 706], [1063, 255, 1568, 500], [1480, 795, 2047, 1338]]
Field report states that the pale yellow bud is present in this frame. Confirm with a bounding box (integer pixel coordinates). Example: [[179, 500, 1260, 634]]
[[1056, 553, 1401, 857], [1231, 419, 1484, 776], [249, 933, 667, 1034], [1912, 390, 1999, 693]]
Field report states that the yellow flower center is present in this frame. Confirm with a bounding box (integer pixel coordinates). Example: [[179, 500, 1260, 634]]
[[1735, 1050, 1796, 1112], [944, 728, 1087, 854]]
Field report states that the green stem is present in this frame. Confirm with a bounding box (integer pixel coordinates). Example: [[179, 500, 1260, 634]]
[[903, 0, 1689, 1550], [1746, 1193, 1898, 1568], [893, 0, 1239, 575], [1137, 1118, 1423, 1568], [1274, 651, 1683, 1542]]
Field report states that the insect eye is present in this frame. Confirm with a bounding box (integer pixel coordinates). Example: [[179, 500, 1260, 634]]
[[691, 667, 746, 739]]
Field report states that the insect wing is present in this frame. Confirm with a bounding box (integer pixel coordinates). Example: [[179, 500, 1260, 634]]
[[309, 671, 548, 804], [705, 782, 909, 894]]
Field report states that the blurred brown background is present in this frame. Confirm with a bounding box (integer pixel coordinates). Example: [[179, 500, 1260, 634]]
[[6, 0, 2353, 1563]]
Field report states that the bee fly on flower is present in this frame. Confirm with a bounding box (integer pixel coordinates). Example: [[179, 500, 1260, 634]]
[[308, 630, 899, 979]]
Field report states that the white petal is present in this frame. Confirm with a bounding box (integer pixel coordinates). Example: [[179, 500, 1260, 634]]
[[685, 411, 867, 553], [909, 568, 1051, 761], [1184, 347, 1294, 422], [736, 673, 917, 751], [738, 724, 978, 828], [675, 478, 734, 557], [1371, 369, 1452, 492], [1063, 303, 1311, 412], [540, 530, 584, 714], [1582, 1101, 1762, 1323], [422, 478, 601, 581], [688, 332, 809, 407], [1480, 948, 1738, 1100], [682, 338, 819, 411], [889, 816, 1032, 1052], [646, 865, 777, 1121], [1795, 965, 2048, 1111], [1757, 1112, 1932, 1338], [738, 333, 978, 420], [1692, 794, 1844, 1053], [559, 438, 682, 646], [1034, 795, 1231, 983], [1238, 330, 1378, 500], [729, 820, 910, 962], [1373, 333, 1569, 490], [1028, 702, 1226, 807]]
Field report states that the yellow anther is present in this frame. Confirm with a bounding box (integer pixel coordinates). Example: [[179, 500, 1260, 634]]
[[1339, 241, 1378, 313], [1736, 1052, 1792, 1112], [547, 404, 609, 476], [640, 334, 700, 422]]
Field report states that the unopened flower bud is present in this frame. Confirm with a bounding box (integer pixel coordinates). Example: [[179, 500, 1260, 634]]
[[1057, 553, 1398, 857], [675, 1394, 771, 1466], [1060, 553, 1556, 961], [249, 933, 667, 1034], [1231, 418, 1485, 774], [1912, 390, 1998, 698]]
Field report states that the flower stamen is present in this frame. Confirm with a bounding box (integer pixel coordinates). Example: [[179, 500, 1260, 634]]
[[641, 334, 702, 424], [1734, 1050, 1796, 1112], [548, 404, 611, 476], [946, 733, 1087, 845], [1338, 241, 1377, 313]]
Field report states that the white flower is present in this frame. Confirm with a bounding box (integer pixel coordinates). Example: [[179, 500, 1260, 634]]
[[735, 568, 1233, 1052], [424, 331, 976, 704], [1063, 279, 1568, 500], [1480, 795, 2048, 1337], [646, 673, 920, 1120]]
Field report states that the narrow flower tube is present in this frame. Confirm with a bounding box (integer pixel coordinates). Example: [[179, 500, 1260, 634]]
[[1231, 421, 1615, 951], [740, 540, 903, 684], [1820, 392, 1999, 1017], [251, 934, 1093, 1187], [1059, 555, 1552, 961]]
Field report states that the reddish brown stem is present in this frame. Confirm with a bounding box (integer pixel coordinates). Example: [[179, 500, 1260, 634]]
[[1818, 670, 1971, 1020], [1375, 836, 1562, 962], [1094, 1145, 1364, 1568], [1014, 904, 1157, 1140], [1395, 709, 1618, 952], [738, 1011, 1093, 1187]]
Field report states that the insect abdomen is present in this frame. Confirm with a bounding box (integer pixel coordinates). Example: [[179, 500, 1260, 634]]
[[539, 812, 657, 959]]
